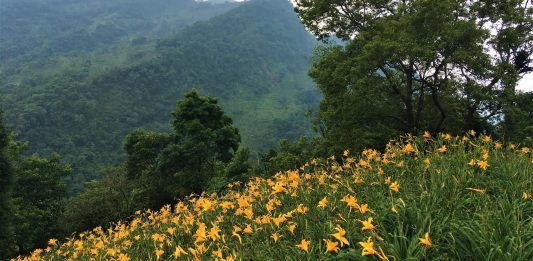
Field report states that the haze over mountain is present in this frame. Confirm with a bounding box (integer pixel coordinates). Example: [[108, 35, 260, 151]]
[[0, 0, 319, 189], [0, 0, 238, 63]]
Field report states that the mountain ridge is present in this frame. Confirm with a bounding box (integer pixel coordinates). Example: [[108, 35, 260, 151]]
[[1, 0, 319, 190]]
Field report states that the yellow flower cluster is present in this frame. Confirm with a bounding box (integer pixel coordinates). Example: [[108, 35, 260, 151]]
[[14, 132, 531, 260]]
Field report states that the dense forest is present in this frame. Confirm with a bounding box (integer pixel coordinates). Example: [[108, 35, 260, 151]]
[[0, 0, 532, 259], [1, 0, 319, 191], [1, 0, 321, 257], [0, 0, 238, 64]]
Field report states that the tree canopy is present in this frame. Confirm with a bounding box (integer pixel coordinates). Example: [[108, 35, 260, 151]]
[[125, 90, 241, 209], [295, 0, 533, 153], [0, 111, 71, 258]]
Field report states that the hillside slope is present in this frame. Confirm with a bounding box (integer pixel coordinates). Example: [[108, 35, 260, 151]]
[[16, 133, 533, 260], [0, 0, 237, 65], [1, 0, 319, 188]]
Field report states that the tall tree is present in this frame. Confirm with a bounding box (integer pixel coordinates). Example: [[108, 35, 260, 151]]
[[0, 111, 71, 258], [11, 152, 71, 254], [295, 0, 532, 151], [0, 110, 14, 258], [125, 89, 241, 208]]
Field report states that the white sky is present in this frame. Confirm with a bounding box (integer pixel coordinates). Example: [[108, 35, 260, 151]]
[[518, 74, 533, 92]]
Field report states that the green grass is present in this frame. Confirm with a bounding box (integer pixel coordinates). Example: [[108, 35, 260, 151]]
[[15, 133, 532, 260]]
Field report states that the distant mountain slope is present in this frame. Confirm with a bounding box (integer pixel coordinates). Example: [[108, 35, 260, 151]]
[[0, 0, 238, 64], [1, 0, 319, 190], [0, 0, 239, 89]]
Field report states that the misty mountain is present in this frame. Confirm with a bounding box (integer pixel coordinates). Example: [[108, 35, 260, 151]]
[[1, 0, 319, 190], [0, 0, 238, 64]]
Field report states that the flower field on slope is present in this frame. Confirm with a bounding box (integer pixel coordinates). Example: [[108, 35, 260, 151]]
[[15, 133, 532, 260]]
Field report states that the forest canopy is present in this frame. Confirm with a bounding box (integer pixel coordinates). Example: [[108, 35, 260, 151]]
[[294, 0, 533, 153]]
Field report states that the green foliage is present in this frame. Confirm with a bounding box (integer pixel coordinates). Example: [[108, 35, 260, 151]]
[[295, 0, 533, 152], [125, 90, 242, 209], [170, 90, 240, 164], [224, 148, 252, 181], [11, 153, 71, 254], [124, 130, 171, 180], [1, 0, 319, 190], [59, 91, 249, 236], [205, 148, 253, 194], [0, 111, 71, 258], [499, 92, 533, 146], [0, 0, 239, 193], [0, 110, 15, 258], [58, 167, 134, 236], [259, 136, 323, 176]]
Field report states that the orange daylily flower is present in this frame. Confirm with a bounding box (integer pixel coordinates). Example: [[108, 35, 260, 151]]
[[361, 217, 375, 231], [330, 225, 350, 246], [297, 239, 310, 252], [390, 182, 400, 192], [477, 160, 489, 170], [324, 239, 339, 253], [419, 232, 432, 247], [318, 197, 328, 208], [358, 237, 377, 256]]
